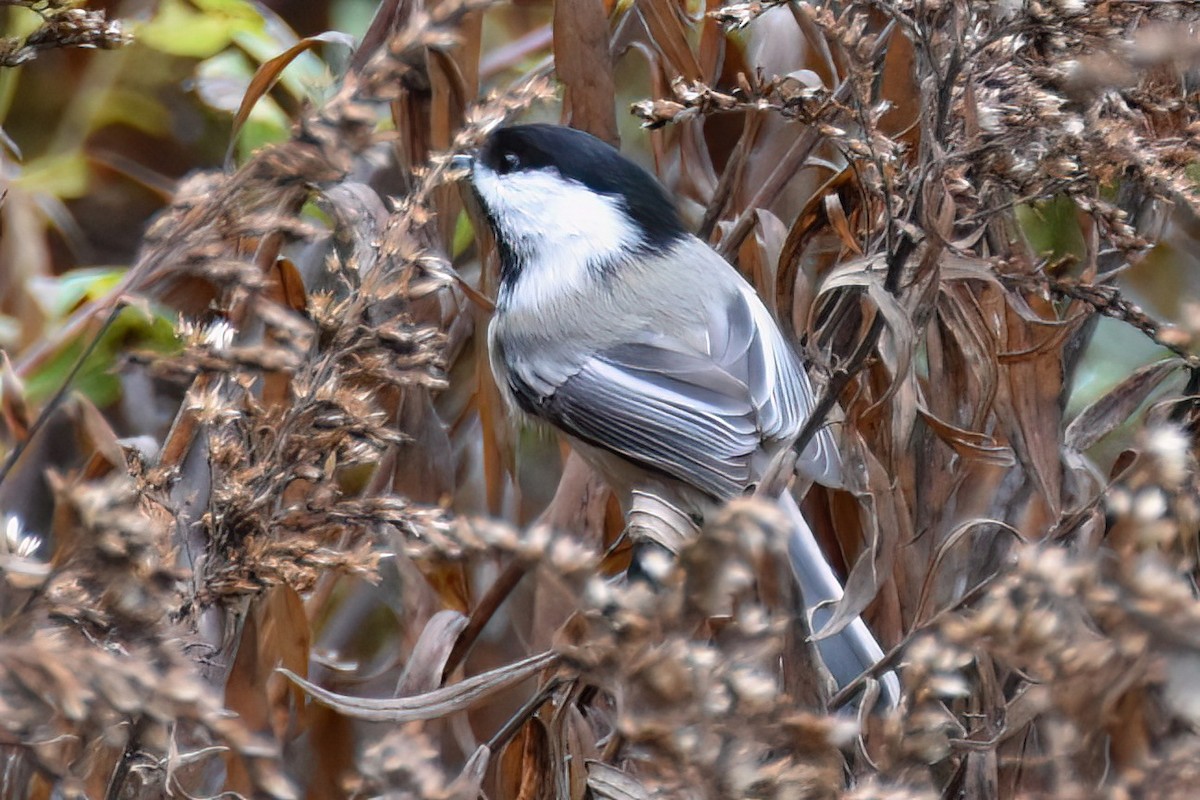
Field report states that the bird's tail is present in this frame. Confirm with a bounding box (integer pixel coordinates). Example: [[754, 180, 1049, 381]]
[[778, 492, 900, 708]]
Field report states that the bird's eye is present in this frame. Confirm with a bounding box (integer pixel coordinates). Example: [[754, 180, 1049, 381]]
[[501, 152, 520, 173]]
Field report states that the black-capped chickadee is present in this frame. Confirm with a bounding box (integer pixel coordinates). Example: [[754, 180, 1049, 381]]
[[457, 123, 897, 707]]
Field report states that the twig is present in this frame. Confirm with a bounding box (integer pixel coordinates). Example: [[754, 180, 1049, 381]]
[[828, 571, 998, 710], [792, 232, 916, 460], [715, 19, 896, 259], [0, 302, 126, 490], [485, 676, 572, 752], [442, 559, 532, 680]]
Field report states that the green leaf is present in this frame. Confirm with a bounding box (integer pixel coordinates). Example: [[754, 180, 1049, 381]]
[[137, 0, 265, 59], [27, 268, 127, 320], [1016, 196, 1086, 264], [5, 5, 43, 39], [25, 306, 179, 408], [234, 113, 291, 161], [12, 152, 90, 199], [91, 88, 172, 138], [452, 211, 475, 258]]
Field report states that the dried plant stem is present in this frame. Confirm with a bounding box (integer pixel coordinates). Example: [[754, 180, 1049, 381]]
[[698, 111, 763, 242], [485, 675, 572, 752], [442, 559, 531, 680], [792, 232, 916, 460], [1003, 273, 1200, 369], [829, 572, 998, 709], [103, 720, 143, 800], [715, 19, 896, 260]]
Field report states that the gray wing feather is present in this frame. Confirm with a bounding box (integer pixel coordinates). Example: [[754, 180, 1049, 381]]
[[546, 358, 757, 499], [738, 287, 841, 487], [508, 285, 832, 499]]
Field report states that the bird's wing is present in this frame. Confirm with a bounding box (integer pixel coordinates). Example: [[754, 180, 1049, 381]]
[[505, 285, 833, 499], [736, 284, 841, 487]]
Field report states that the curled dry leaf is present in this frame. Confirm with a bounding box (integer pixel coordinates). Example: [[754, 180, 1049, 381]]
[[1065, 359, 1185, 453], [587, 760, 652, 800], [398, 609, 469, 694], [279, 650, 560, 722]]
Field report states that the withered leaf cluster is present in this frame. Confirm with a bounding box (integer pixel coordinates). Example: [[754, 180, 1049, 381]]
[[0, 1, 128, 69]]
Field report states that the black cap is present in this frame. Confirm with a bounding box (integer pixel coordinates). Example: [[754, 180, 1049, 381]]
[[478, 124, 687, 249]]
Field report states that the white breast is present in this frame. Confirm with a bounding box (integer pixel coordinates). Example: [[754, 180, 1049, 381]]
[[471, 164, 644, 314]]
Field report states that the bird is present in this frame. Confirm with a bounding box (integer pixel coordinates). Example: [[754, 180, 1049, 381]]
[[454, 123, 898, 707]]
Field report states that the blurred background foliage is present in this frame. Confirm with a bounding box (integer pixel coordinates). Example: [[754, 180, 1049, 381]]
[[0, 0, 1198, 798]]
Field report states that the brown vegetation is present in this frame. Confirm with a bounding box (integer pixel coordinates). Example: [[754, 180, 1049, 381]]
[[0, 0, 1198, 798]]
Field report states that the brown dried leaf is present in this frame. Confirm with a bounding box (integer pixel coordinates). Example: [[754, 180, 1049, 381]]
[[996, 299, 1071, 518], [823, 193, 862, 254], [75, 394, 127, 477], [821, 259, 917, 418], [260, 585, 312, 738], [226, 587, 313, 744], [812, 439, 903, 644], [1065, 359, 1183, 453], [558, 701, 594, 799], [774, 166, 858, 337], [916, 405, 1017, 467], [389, 388, 457, 504], [268, 257, 308, 314], [226, 31, 357, 167], [447, 745, 492, 800], [0, 352, 30, 441], [637, 0, 703, 82], [497, 717, 551, 800], [912, 518, 1020, 624]]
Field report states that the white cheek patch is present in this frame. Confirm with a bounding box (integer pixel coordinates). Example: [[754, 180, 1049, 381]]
[[473, 164, 644, 312]]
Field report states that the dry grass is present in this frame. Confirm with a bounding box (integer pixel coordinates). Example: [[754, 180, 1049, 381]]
[[0, 0, 1198, 798]]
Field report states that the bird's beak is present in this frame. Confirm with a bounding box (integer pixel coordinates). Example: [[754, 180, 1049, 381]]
[[449, 153, 474, 176]]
